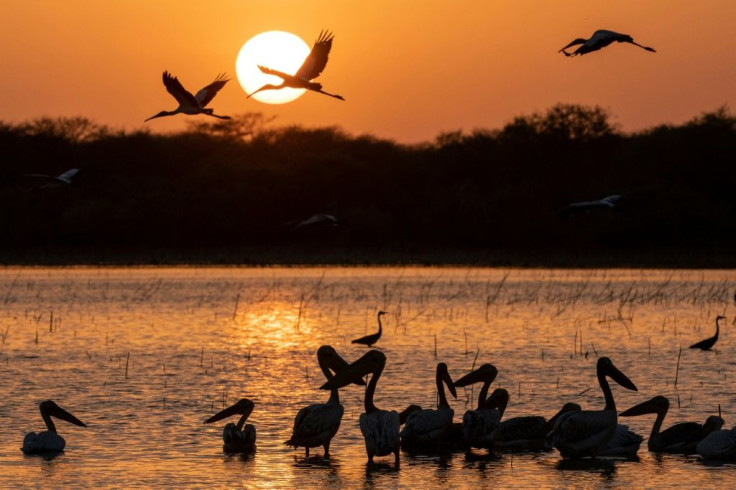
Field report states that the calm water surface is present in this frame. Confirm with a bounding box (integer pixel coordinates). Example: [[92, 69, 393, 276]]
[[1, 267, 735, 488]]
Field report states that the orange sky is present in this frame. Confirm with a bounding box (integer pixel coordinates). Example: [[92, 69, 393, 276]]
[[1, 0, 734, 143]]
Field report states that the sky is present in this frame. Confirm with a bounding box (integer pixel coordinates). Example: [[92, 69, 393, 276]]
[[1, 0, 734, 143]]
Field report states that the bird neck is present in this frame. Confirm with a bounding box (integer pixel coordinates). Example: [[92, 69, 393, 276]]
[[377, 314, 383, 334], [478, 379, 492, 410], [598, 371, 616, 411], [364, 365, 383, 413], [236, 413, 248, 431], [715, 317, 721, 339], [650, 406, 667, 441], [319, 356, 340, 405], [436, 370, 449, 409], [41, 410, 57, 434]]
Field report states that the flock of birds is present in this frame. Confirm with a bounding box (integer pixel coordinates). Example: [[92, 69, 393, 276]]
[[22, 312, 734, 467]]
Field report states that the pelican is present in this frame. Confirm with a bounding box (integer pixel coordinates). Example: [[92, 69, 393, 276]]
[[696, 426, 736, 461], [247, 30, 345, 101], [560, 194, 621, 218], [400, 363, 457, 450], [399, 405, 423, 425], [145, 71, 231, 122], [23, 168, 80, 188], [620, 396, 724, 453], [689, 315, 726, 350], [204, 398, 256, 453], [453, 363, 502, 451], [559, 30, 656, 57], [351, 311, 387, 347], [285, 345, 364, 458], [547, 357, 638, 458], [22, 400, 87, 454], [321, 350, 400, 466]]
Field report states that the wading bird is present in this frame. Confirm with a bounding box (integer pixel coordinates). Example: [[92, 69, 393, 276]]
[[145, 71, 231, 122], [23, 168, 80, 189], [400, 363, 457, 450], [620, 396, 724, 453], [689, 315, 726, 350], [22, 400, 87, 454], [560, 194, 621, 219], [453, 363, 502, 452], [547, 357, 638, 458], [321, 350, 400, 467], [204, 398, 256, 453], [559, 30, 656, 57], [285, 346, 364, 458], [247, 30, 345, 101], [351, 311, 387, 347]]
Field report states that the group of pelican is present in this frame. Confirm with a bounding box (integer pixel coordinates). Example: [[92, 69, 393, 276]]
[[23, 351, 734, 464]]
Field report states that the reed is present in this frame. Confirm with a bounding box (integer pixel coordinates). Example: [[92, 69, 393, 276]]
[[232, 292, 240, 321], [674, 346, 682, 388], [125, 352, 130, 379]]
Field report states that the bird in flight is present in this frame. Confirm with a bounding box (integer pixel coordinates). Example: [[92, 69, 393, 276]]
[[145, 71, 231, 121], [23, 168, 80, 189], [559, 30, 656, 57], [248, 30, 345, 101], [560, 194, 622, 218]]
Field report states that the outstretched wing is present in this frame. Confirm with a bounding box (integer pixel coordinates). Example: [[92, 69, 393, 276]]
[[56, 168, 80, 183], [162, 71, 199, 108], [195, 73, 230, 107], [295, 30, 335, 81]]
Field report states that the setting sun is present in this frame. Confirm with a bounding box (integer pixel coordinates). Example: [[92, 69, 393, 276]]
[[235, 31, 310, 105]]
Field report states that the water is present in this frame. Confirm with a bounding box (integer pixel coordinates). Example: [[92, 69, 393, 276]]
[[0, 266, 734, 488]]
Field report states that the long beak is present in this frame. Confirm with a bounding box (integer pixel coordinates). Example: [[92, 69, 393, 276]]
[[52, 406, 87, 428], [558, 38, 585, 52], [442, 368, 457, 399], [204, 400, 253, 424], [325, 351, 366, 386], [608, 363, 638, 391], [620, 398, 659, 417], [453, 364, 497, 387], [321, 351, 379, 390], [144, 113, 163, 122], [246, 85, 273, 99]]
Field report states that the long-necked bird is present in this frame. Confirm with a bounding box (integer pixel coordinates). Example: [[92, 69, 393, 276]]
[[559, 30, 656, 57], [22, 400, 87, 454], [204, 398, 257, 453], [689, 315, 726, 350], [145, 71, 231, 122], [351, 311, 387, 347], [247, 30, 344, 101]]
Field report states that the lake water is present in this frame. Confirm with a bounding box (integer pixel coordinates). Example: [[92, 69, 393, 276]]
[[0, 267, 734, 488]]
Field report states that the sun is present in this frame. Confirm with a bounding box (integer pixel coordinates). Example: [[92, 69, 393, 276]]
[[236, 31, 310, 105]]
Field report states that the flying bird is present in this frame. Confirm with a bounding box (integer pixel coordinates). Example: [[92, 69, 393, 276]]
[[204, 398, 257, 454], [247, 30, 345, 101], [145, 71, 231, 122], [22, 400, 87, 454], [689, 315, 726, 350], [560, 194, 622, 218], [23, 168, 80, 188], [559, 30, 656, 57], [351, 311, 387, 347]]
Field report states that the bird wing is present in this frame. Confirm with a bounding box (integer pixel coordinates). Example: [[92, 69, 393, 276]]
[[162, 71, 200, 108], [287, 403, 343, 447], [295, 30, 335, 81], [659, 422, 701, 449], [599, 195, 622, 206], [498, 416, 547, 441], [56, 168, 80, 183], [195, 74, 230, 107], [591, 30, 623, 41]]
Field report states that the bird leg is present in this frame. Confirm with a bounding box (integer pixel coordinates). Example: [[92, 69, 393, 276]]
[[324, 441, 331, 458]]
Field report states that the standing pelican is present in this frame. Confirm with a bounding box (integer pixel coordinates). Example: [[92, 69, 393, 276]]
[[351, 311, 387, 347], [697, 426, 736, 461], [559, 30, 656, 57], [285, 345, 364, 458], [547, 357, 638, 458], [620, 396, 724, 453], [145, 71, 231, 122], [22, 400, 87, 454], [204, 398, 256, 453], [453, 363, 502, 451], [247, 30, 345, 101], [321, 350, 400, 466], [689, 315, 726, 350], [400, 363, 457, 450]]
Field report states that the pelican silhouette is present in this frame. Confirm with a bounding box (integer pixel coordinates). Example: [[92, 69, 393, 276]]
[[697, 426, 736, 461], [559, 30, 656, 57], [247, 30, 344, 101], [351, 311, 387, 347], [285, 345, 364, 458], [620, 396, 724, 453], [689, 315, 726, 350], [23, 168, 80, 189], [453, 363, 502, 452], [204, 398, 256, 453], [22, 400, 87, 454], [145, 71, 231, 122], [400, 363, 457, 450], [321, 350, 400, 467]]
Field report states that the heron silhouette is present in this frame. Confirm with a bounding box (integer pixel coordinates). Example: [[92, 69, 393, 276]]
[[351, 311, 387, 347], [689, 315, 726, 350], [145, 71, 231, 121], [247, 30, 344, 101], [559, 30, 656, 57]]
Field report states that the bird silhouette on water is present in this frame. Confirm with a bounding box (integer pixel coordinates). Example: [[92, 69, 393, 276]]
[[689, 315, 725, 350], [351, 311, 387, 347]]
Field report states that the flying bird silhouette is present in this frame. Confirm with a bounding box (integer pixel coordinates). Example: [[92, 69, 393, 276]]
[[559, 30, 656, 57], [23, 168, 80, 188], [145, 71, 231, 121], [247, 30, 345, 101], [560, 194, 622, 218]]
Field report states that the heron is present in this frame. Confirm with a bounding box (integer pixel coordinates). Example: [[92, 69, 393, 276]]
[[351, 311, 387, 347], [145, 71, 231, 122], [204, 398, 256, 454], [559, 30, 656, 57], [22, 400, 87, 454], [247, 30, 345, 101], [689, 315, 726, 350]]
